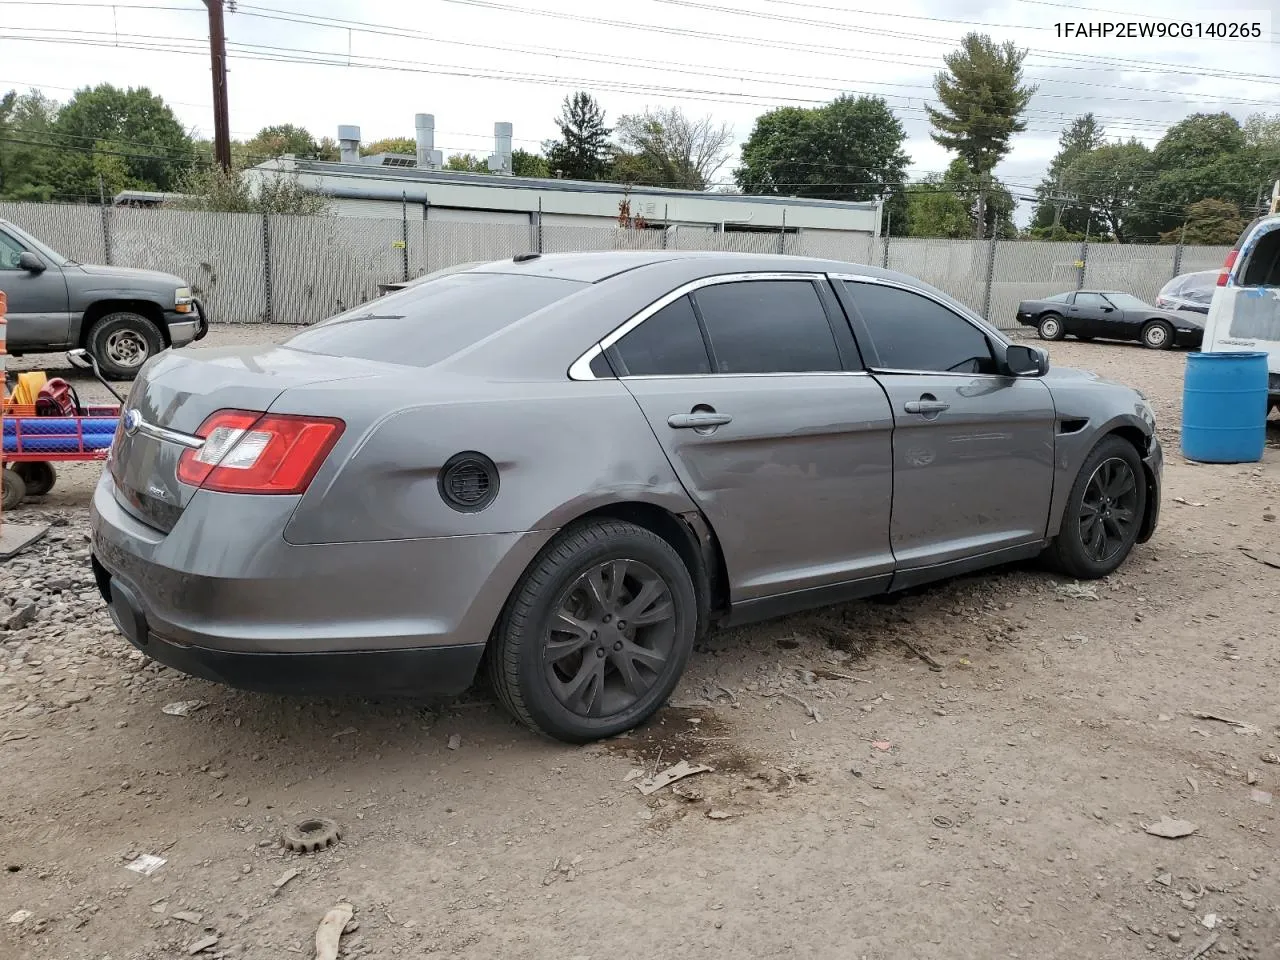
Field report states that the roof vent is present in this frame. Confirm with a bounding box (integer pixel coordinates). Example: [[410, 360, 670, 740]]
[[513, 252, 541, 263]]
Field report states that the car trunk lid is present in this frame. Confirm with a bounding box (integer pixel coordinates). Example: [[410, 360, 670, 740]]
[[109, 345, 384, 532]]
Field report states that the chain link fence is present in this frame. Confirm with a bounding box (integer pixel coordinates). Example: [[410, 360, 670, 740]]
[[0, 201, 1234, 330]]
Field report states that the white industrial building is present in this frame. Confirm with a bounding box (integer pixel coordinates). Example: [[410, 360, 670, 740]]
[[243, 115, 883, 244]]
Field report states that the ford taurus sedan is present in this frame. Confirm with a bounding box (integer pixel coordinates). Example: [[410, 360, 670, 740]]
[[90, 251, 1162, 743], [1016, 289, 1204, 349]]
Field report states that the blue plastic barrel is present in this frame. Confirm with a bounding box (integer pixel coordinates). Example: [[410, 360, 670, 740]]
[[1181, 351, 1269, 463]]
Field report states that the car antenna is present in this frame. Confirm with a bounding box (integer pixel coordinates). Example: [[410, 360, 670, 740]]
[[512, 252, 541, 262]]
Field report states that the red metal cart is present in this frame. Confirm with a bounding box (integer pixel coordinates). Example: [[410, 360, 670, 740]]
[[2, 350, 124, 509]]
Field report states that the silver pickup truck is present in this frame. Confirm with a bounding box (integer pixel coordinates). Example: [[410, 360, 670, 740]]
[[0, 218, 208, 380]]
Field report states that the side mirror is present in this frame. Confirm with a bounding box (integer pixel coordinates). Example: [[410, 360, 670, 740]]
[[18, 251, 45, 273], [1004, 343, 1049, 377]]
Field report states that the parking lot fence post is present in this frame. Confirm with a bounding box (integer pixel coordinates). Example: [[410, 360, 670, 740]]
[[98, 175, 113, 265], [881, 212, 890, 269], [981, 224, 998, 320], [1172, 223, 1186, 278], [1077, 225, 1090, 291], [400, 193, 410, 282], [261, 213, 273, 324]]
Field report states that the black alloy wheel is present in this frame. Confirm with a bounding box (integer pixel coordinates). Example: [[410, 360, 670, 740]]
[[1077, 457, 1140, 564]]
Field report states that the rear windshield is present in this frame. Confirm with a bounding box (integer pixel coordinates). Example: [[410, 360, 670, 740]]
[[286, 271, 585, 366]]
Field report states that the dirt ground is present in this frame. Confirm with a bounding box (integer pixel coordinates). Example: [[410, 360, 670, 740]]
[[2, 327, 1279, 960]]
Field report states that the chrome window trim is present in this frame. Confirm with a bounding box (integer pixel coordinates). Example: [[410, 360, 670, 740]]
[[605, 370, 872, 382], [829, 272, 1019, 377], [568, 272, 830, 381]]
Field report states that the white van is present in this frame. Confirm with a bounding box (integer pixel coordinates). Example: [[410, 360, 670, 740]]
[[1202, 213, 1280, 412]]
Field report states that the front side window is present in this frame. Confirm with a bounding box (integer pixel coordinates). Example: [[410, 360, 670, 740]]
[[0, 230, 26, 271], [692, 279, 842, 374], [843, 281, 997, 375], [1073, 293, 1109, 309], [612, 295, 711, 376]]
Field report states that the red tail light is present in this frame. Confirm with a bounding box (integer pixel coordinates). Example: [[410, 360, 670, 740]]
[[1217, 249, 1238, 286], [177, 409, 345, 495]]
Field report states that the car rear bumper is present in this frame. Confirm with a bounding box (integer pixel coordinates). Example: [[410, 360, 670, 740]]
[[89, 471, 553, 695]]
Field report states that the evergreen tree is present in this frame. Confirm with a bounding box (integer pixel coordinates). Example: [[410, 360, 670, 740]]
[[544, 92, 612, 181]]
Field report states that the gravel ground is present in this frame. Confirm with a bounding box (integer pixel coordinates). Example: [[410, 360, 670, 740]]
[[2, 327, 1279, 960]]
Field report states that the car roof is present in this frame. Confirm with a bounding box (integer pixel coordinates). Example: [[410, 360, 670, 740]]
[[464, 249, 915, 286]]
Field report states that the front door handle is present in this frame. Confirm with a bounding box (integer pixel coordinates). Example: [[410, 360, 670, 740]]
[[668, 412, 733, 430], [903, 399, 950, 415]]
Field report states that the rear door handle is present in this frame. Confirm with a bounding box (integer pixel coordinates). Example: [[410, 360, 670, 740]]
[[668, 412, 733, 429], [903, 400, 950, 415]]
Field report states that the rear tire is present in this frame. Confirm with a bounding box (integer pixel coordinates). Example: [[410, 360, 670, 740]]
[[1, 467, 26, 511], [1141, 320, 1173, 350], [1037, 313, 1065, 341], [1044, 435, 1147, 580], [487, 519, 698, 743], [14, 462, 55, 497], [86, 312, 165, 380]]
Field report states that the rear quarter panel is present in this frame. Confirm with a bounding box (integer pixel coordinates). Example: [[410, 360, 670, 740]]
[[275, 374, 697, 545]]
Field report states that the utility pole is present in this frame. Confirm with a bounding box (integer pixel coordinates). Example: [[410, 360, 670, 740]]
[[203, 0, 232, 172]]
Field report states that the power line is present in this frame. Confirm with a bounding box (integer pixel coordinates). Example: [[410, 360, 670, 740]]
[[433, 0, 1280, 86], [0, 28, 1220, 143], [225, 5, 1279, 116]]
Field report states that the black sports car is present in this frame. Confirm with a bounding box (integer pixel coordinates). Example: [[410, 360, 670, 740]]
[[1015, 290, 1204, 349]]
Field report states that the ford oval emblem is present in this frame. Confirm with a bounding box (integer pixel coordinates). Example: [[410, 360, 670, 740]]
[[122, 409, 143, 436]]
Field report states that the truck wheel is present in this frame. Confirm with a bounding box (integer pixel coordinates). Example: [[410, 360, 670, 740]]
[[1, 468, 26, 511], [14, 462, 55, 497], [86, 312, 164, 380]]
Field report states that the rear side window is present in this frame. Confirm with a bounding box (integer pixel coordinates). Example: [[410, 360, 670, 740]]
[[693, 280, 841, 374], [613, 295, 710, 376], [844, 281, 997, 375], [286, 272, 584, 367]]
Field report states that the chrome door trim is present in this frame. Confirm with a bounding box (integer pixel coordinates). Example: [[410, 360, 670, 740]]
[[568, 272, 829, 381]]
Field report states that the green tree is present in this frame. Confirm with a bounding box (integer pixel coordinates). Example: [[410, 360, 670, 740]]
[[1061, 140, 1153, 242], [612, 107, 732, 190], [735, 95, 911, 233], [445, 153, 488, 172], [926, 33, 1036, 237], [52, 84, 194, 197], [1136, 113, 1263, 234], [0, 89, 60, 200], [1160, 198, 1246, 245], [362, 136, 416, 156], [544, 92, 612, 181], [907, 159, 1016, 238], [244, 123, 323, 160], [512, 148, 549, 178], [1031, 113, 1106, 233]]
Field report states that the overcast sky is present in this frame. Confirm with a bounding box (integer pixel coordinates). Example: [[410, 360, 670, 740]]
[[2, 0, 1277, 223]]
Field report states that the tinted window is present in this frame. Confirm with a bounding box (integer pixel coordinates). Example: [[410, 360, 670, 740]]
[[1046, 292, 1070, 303], [693, 280, 841, 374], [1074, 293, 1108, 308], [613, 295, 710, 376], [844, 281, 996, 375], [287, 272, 583, 367]]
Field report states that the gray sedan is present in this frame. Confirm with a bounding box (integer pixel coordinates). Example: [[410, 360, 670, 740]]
[[90, 252, 1162, 743]]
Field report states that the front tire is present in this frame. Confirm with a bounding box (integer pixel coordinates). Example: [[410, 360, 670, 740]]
[[1037, 313, 1065, 341], [1, 467, 26, 511], [487, 519, 698, 743], [86, 312, 165, 380], [1141, 320, 1173, 350], [1045, 435, 1147, 580]]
